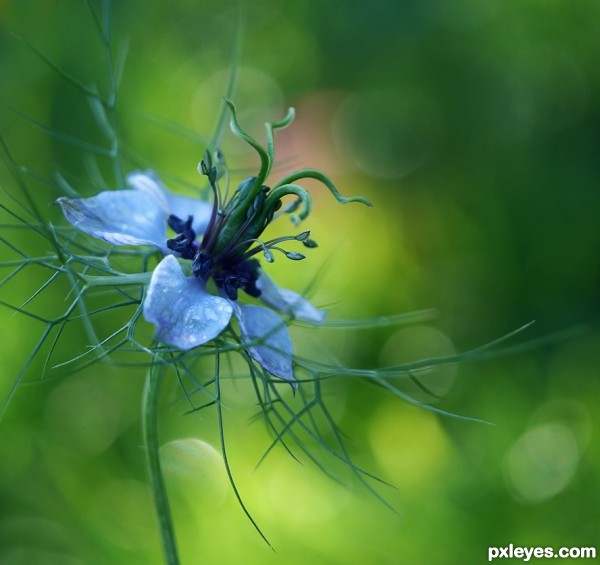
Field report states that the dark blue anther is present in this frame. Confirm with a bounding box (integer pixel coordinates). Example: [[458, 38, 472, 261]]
[[192, 253, 214, 281], [209, 258, 262, 300], [166, 214, 198, 260]]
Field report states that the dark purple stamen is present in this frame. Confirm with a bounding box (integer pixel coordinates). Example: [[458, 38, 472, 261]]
[[212, 258, 262, 300], [193, 252, 261, 301], [166, 214, 198, 260], [192, 253, 214, 281]]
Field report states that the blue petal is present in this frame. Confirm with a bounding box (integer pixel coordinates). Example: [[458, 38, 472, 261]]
[[234, 304, 295, 383], [256, 273, 326, 323], [144, 255, 233, 350], [128, 171, 213, 235], [126, 171, 170, 209], [57, 189, 167, 249]]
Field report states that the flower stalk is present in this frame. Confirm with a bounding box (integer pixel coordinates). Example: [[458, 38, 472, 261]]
[[142, 360, 180, 565]]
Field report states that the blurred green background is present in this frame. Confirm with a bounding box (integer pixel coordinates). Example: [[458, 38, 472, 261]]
[[1, 1, 599, 563]]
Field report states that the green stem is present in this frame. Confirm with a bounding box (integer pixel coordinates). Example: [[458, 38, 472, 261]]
[[209, 14, 243, 150], [143, 361, 180, 565], [82, 272, 152, 288]]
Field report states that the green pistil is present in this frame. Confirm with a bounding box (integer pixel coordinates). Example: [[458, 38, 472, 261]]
[[197, 102, 372, 282]]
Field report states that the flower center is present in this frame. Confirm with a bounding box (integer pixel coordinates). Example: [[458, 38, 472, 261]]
[[166, 211, 262, 300], [189, 159, 318, 301], [194, 254, 262, 301]]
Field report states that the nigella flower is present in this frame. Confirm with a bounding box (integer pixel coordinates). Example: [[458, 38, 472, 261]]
[[56, 102, 370, 384]]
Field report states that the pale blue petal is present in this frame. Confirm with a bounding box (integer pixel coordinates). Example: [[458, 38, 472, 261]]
[[126, 171, 170, 211], [234, 303, 295, 383], [57, 189, 167, 249], [143, 255, 233, 350], [256, 273, 326, 323], [128, 170, 213, 235]]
